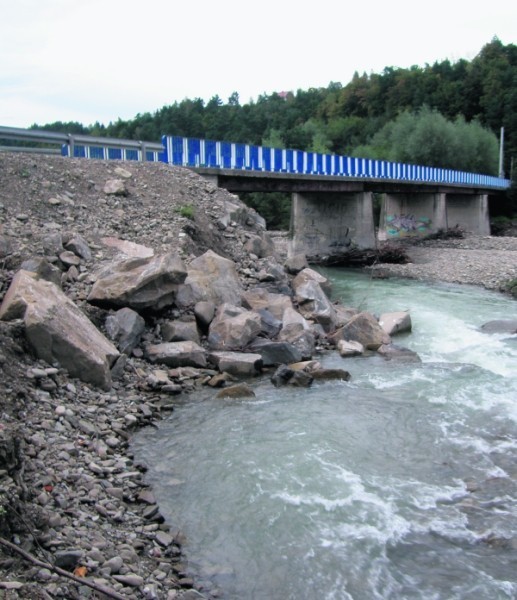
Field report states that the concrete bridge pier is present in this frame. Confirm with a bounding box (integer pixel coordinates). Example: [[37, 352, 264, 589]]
[[288, 191, 376, 258], [446, 193, 490, 235], [378, 192, 447, 241]]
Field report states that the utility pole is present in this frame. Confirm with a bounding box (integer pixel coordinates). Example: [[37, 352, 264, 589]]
[[499, 127, 505, 178]]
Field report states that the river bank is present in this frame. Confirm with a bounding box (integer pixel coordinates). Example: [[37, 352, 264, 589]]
[[370, 233, 517, 293], [0, 152, 515, 599]]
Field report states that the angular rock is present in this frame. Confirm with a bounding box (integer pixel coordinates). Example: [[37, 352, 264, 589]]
[[88, 252, 187, 311], [208, 351, 263, 378], [105, 307, 146, 355], [103, 179, 128, 196], [278, 307, 315, 360], [284, 253, 309, 275], [54, 549, 83, 570], [292, 267, 332, 298], [292, 278, 338, 333], [310, 368, 351, 381], [208, 304, 262, 351], [247, 338, 302, 367], [379, 311, 412, 336], [194, 300, 216, 331], [244, 232, 277, 258], [241, 288, 293, 321], [41, 232, 63, 256], [20, 257, 62, 287], [162, 320, 200, 344], [215, 383, 256, 399], [0, 270, 119, 389], [100, 237, 154, 259], [337, 339, 365, 357], [329, 311, 391, 350], [255, 308, 282, 338], [184, 250, 243, 306], [64, 234, 92, 261], [271, 364, 313, 387], [377, 343, 421, 363], [146, 341, 207, 368], [334, 305, 360, 327], [59, 250, 81, 267]]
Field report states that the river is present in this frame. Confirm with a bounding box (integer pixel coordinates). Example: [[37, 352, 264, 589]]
[[132, 270, 517, 599]]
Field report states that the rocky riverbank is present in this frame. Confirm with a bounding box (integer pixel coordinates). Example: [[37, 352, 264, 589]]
[[0, 152, 515, 600], [370, 233, 517, 293]]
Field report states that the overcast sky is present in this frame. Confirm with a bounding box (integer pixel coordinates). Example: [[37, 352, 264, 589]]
[[1, 0, 515, 129]]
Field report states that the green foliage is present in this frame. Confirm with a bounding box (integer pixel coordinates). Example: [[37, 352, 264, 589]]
[[176, 204, 195, 219], [355, 106, 499, 174], [240, 192, 291, 230]]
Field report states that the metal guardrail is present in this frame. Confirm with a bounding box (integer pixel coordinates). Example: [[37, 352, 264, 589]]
[[0, 126, 165, 162]]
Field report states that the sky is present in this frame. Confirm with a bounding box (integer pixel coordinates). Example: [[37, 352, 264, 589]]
[[1, 0, 515, 129]]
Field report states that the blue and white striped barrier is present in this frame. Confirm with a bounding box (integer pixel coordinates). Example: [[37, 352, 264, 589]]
[[162, 135, 511, 189]]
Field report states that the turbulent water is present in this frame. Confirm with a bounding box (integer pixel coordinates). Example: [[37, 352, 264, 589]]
[[132, 271, 517, 600]]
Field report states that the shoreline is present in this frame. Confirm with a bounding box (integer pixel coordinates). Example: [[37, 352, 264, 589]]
[[368, 233, 517, 293]]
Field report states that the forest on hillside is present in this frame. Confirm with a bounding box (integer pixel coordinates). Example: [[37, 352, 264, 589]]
[[34, 38, 517, 228]]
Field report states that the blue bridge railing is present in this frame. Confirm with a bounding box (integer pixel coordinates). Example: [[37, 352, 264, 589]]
[[0, 126, 510, 189], [162, 135, 511, 190]]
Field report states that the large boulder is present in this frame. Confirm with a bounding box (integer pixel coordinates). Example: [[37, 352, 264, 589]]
[[330, 311, 391, 350], [88, 253, 187, 311], [241, 288, 293, 321], [208, 304, 262, 351], [278, 307, 315, 360], [337, 339, 364, 357], [183, 250, 243, 306], [292, 268, 332, 298], [377, 344, 421, 363], [247, 339, 303, 366], [0, 270, 119, 390], [161, 320, 200, 344], [292, 277, 338, 333], [379, 311, 412, 336], [271, 364, 313, 387], [284, 254, 308, 275], [146, 341, 207, 368], [208, 351, 263, 378]]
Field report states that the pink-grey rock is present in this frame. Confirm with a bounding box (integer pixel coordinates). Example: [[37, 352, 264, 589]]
[[184, 250, 243, 306], [208, 304, 262, 350], [87, 252, 187, 310], [0, 270, 119, 389], [208, 351, 263, 378], [241, 288, 293, 321], [379, 311, 412, 336], [146, 341, 207, 368], [329, 311, 391, 350]]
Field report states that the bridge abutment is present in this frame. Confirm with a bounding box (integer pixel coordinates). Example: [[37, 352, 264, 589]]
[[288, 192, 376, 258]]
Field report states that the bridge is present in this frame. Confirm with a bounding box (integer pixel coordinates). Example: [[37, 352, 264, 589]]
[[162, 136, 510, 259], [1, 127, 511, 260]]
